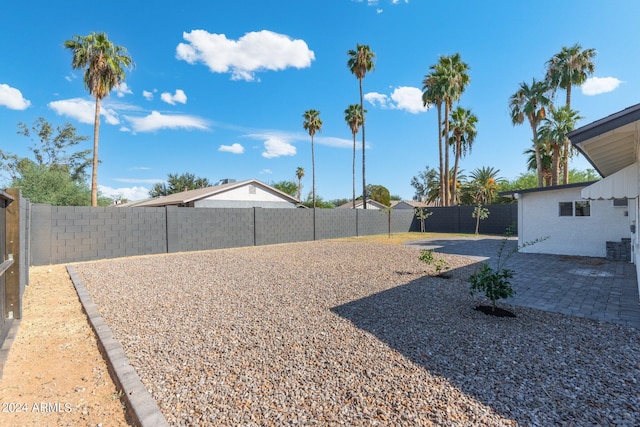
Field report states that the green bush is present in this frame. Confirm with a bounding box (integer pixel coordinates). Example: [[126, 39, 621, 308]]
[[419, 249, 450, 276]]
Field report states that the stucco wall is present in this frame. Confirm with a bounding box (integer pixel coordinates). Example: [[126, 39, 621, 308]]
[[518, 187, 632, 257]]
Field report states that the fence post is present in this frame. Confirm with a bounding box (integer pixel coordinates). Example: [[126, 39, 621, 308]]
[[5, 189, 21, 320]]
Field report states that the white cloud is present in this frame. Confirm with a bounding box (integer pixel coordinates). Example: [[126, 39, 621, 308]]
[[113, 178, 164, 184], [0, 84, 31, 110], [160, 89, 187, 105], [262, 137, 296, 158], [365, 86, 428, 114], [48, 98, 120, 125], [124, 111, 209, 133], [115, 82, 133, 98], [581, 76, 623, 96], [316, 136, 354, 149], [142, 90, 154, 100], [98, 185, 152, 202], [176, 29, 315, 81], [218, 143, 244, 154], [260, 169, 272, 174]]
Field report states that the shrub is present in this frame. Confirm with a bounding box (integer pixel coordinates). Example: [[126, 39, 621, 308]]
[[419, 249, 450, 277]]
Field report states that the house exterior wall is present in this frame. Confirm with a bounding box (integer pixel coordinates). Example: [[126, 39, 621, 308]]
[[194, 184, 296, 208], [518, 186, 632, 258]]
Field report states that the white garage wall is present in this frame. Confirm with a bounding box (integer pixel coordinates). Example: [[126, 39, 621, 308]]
[[518, 186, 632, 257]]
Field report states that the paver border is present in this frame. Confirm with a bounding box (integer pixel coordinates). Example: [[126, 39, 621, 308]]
[[67, 265, 169, 427]]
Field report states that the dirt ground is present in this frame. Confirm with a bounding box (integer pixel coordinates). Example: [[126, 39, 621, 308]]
[[0, 265, 132, 427]]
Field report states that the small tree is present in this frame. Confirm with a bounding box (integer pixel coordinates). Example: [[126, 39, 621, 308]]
[[419, 249, 450, 277], [414, 207, 432, 232], [472, 204, 490, 235], [468, 230, 547, 313]]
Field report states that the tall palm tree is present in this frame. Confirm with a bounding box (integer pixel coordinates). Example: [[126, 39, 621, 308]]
[[64, 32, 134, 206], [437, 54, 470, 205], [509, 78, 551, 187], [449, 106, 477, 205], [344, 104, 364, 209], [546, 44, 594, 181], [302, 109, 322, 208], [295, 166, 304, 201], [538, 105, 583, 186], [347, 44, 375, 208], [524, 147, 553, 186], [422, 71, 446, 207], [546, 43, 596, 109]]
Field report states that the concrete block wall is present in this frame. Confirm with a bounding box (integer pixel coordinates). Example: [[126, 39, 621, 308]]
[[424, 204, 517, 235], [316, 209, 356, 239], [358, 210, 390, 236], [32, 206, 167, 265], [255, 208, 313, 246], [167, 207, 254, 253]]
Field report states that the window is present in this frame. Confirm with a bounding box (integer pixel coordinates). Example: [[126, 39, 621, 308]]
[[559, 201, 591, 217], [574, 201, 590, 216], [613, 198, 628, 207], [559, 202, 573, 216]]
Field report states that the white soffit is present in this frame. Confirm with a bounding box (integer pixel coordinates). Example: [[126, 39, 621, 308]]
[[581, 162, 639, 199]]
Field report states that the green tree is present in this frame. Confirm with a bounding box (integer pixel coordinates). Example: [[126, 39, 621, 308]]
[[449, 106, 478, 205], [302, 109, 323, 208], [272, 180, 298, 197], [538, 106, 582, 185], [546, 43, 596, 109], [302, 193, 334, 209], [149, 173, 212, 198], [344, 104, 365, 209], [366, 184, 390, 206], [347, 44, 375, 208], [410, 165, 444, 205], [64, 32, 134, 206], [13, 117, 91, 182], [509, 78, 551, 187], [295, 167, 305, 200], [524, 147, 553, 187]]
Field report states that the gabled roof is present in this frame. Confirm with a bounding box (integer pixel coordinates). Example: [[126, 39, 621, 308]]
[[133, 179, 300, 207], [569, 103, 640, 177], [392, 200, 431, 208], [336, 199, 388, 209]]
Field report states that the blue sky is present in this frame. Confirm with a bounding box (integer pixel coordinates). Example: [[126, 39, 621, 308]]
[[1, 0, 639, 202]]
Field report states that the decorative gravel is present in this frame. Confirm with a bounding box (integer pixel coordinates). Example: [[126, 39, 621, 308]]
[[74, 240, 640, 426]]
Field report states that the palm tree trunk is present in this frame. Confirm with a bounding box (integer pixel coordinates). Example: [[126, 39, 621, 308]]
[[91, 98, 101, 207], [437, 103, 444, 207], [562, 140, 570, 184], [443, 102, 451, 206], [566, 83, 572, 109], [311, 136, 316, 208], [452, 137, 461, 205], [531, 125, 543, 187], [359, 78, 366, 209], [352, 132, 356, 209], [552, 145, 560, 186]]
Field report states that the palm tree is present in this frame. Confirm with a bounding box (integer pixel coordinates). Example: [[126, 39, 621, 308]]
[[436, 54, 470, 205], [302, 109, 322, 208], [469, 166, 503, 205], [344, 104, 365, 209], [295, 167, 304, 201], [449, 106, 477, 205], [422, 71, 446, 207], [538, 105, 583, 185], [524, 147, 553, 186], [64, 32, 134, 206], [347, 44, 375, 208], [509, 78, 551, 187], [546, 43, 596, 109]]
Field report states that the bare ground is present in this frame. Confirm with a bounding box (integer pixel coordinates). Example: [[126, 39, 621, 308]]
[[0, 265, 131, 427]]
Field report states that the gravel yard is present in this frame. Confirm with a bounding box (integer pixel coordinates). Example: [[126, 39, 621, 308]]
[[74, 240, 640, 426]]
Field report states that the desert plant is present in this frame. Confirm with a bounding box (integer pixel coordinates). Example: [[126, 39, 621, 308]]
[[419, 249, 450, 277], [468, 230, 547, 312]]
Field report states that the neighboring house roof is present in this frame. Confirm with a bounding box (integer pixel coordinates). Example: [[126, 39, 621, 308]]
[[569, 103, 640, 178], [112, 198, 153, 207], [336, 199, 388, 209], [392, 200, 431, 209], [133, 179, 300, 207]]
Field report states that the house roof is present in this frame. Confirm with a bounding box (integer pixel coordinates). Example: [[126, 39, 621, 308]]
[[569, 103, 640, 177], [336, 199, 387, 209], [133, 179, 300, 207], [499, 181, 598, 198]]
